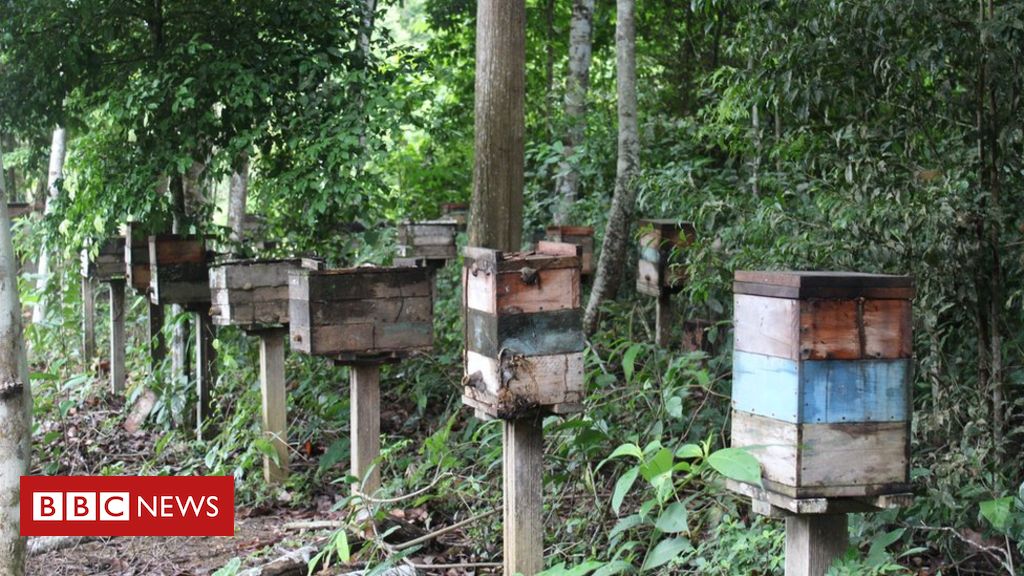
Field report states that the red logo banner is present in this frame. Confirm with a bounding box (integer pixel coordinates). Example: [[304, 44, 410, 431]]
[[20, 476, 234, 536]]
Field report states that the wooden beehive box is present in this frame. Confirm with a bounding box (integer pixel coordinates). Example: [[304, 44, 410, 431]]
[[81, 237, 126, 282], [636, 219, 695, 297], [397, 220, 458, 262], [441, 202, 468, 230], [462, 242, 585, 419], [288, 266, 434, 362], [148, 234, 212, 307], [209, 259, 303, 330], [545, 226, 595, 276], [730, 271, 915, 501]]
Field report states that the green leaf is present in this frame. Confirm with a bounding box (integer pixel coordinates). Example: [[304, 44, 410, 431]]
[[612, 466, 640, 515], [674, 443, 703, 459], [622, 343, 644, 383], [212, 557, 241, 576], [980, 497, 1014, 531], [707, 447, 762, 486], [866, 528, 904, 566], [654, 502, 689, 534], [334, 530, 351, 563], [592, 561, 633, 576], [666, 395, 683, 419], [641, 537, 691, 571], [598, 443, 644, 471], [609, 514, 644, 541], [639, 448, 674, 482], [536, 560, 603, 576]]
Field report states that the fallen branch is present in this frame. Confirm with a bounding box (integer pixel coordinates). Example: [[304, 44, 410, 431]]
[[282, 520, 343, 531], [393, 510, 498, 551], [28, 536, 100, 555], [412, 562, 501, 571], [237, 537, 328, 576]]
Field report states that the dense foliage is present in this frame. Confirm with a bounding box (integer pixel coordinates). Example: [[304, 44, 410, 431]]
[[2, 0, 1023, 574]]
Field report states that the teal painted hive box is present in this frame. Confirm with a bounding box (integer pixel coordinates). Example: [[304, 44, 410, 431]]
[[730, 271, 915, 500]]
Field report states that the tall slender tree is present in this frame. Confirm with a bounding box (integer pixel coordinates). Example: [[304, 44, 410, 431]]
[[583, 0, 637, 334], [553, 0, 595, 225], [0, 141, 31, 576], [31, 126, 66, 325]]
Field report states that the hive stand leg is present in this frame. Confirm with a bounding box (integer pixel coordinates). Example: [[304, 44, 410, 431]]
[[350, 364, 381, 496], [82, 276, 96, 367], [655, 292, 672, 348], [109, 279, 126, 394], [503, 416, 545, 576], [786, 514, 849, 576], [194, 311, 217, 440], [259, 330, 289, 484], [148, 302, 167, 370]]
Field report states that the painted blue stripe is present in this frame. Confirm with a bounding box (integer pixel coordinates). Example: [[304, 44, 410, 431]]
[[733, 350, 800, 422], [732, 351, 910, 424]]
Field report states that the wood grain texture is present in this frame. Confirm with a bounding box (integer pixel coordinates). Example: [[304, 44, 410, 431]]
[[259, 330, 289, 484], [210, 259, 301, 328], [126, 225, 153, 294], [496, 266, 580, 314], [786, 515, 849, 576], [732, 351, 910, 423], [82, 277, 96, 365], [149, 236, 211, 306], [735, 294, 912, 361], [109, 279, 126, 394], [734, 270, 915, 300], [503, 417, 545, 576], [730, 410, 910, 497], [465, 308, 584, 357], [351, 364, 381, 495], [82, 237, 126, 281], [463, 351, 585, 416]]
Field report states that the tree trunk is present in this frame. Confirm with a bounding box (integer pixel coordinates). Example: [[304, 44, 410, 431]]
[[553, 0, 595, 225], [170, 175, 190, 420], [356, 0, 378, 157], [469, 0, 526, 253], [31, 126, 67, 325], [583, 0, 638, 334], [227, 153, 249, 243], [0, 141, 31, 576]]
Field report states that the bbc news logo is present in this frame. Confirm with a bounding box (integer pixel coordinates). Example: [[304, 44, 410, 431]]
[[21, 476, 234, 536]]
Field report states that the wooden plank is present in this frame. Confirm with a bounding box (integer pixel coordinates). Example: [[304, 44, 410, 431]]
[[730, 409, 799, 486], [150, 235, 206, 265], [731, 352, 910, 423], [734, 270, 915, 300], [464, 351, 585, 413], [636, 259, 662, 297], [786, 515, 849, 576], [397, 244, 458, 260], [536, 240, 582, 258], [109, 279, 126, 394], [293, 267, 433, 301], [293, 322, 433, 357], [496, 266, 580, 314], [465, 308, 584, 358], [862, 299, 913, 358], [732, 351, 801, 422], [209, 259, 299, 290], [800, 360, 910, 423], [351, 364, 381, 496], [734, 294, 800, 360], [82, 277, 96, 366], [195, 312, 217, 440], [259, 329, 289, 484], [464, 264, 497, 314], [503, 417, 544, 576], [800, 420, 908, 489]]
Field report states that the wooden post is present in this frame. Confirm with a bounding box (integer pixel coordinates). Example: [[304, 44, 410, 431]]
[[82, 276, 96, 366], [503, 416, 544, 576], [108, 279, 126, 394], [655, 291, 672, 348], [786, 515, 849, 576], [148, 302, 167, 369], [194, 311, 217, 439], [259, 329, 289, 484], [350, 364, 381, 496]]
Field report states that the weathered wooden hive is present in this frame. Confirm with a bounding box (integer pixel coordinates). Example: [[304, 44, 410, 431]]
[[441, 202, 468, 230], [209, 259, 303, 330], [288, 266, 434, 362], [81, 237, 126, 282], [636, 219, 695, 297], [148, 234, 212, 308], [730, 271, 914, 502], [397, 220, 458, 263], [545, 226, 594, 276], [462, 242, 585, 419]]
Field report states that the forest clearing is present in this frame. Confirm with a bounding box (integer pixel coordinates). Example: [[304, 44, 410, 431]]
[[0, 0, 1022, 575]]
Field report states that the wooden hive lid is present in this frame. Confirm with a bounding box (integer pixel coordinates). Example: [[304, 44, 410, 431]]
[[545, 225, 594, 236], [464, 242, 581, 272], [734, 270, 915, 300]]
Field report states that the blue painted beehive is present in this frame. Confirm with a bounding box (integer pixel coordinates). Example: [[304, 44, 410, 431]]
[[730, 271, 914, 500]]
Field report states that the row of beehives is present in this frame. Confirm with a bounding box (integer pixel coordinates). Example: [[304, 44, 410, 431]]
[[83, 215, 916, 510]]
